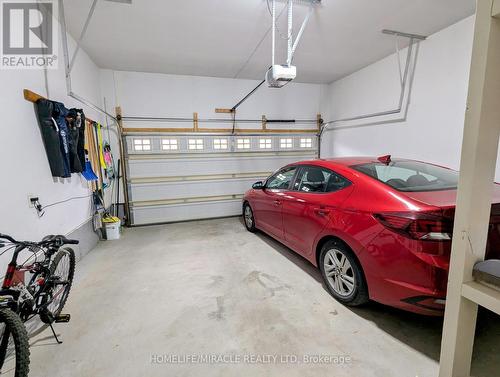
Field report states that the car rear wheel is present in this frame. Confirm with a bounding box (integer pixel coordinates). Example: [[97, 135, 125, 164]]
[[243, 203, 256, 233], [319, 240, 368, 306]]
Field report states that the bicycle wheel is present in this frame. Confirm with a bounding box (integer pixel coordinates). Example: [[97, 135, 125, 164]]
[[0, 308, 30, 377], [46, 247, 76, 318]]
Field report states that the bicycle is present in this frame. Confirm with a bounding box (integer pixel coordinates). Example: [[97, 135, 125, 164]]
[[0, 233, 78, 377]]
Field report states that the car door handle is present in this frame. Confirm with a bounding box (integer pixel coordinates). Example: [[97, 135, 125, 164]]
[[314, 208, 330, 216], [274, 199, 282, 206]]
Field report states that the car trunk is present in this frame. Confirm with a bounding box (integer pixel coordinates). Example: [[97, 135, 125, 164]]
[[404, 186, 500, 260]]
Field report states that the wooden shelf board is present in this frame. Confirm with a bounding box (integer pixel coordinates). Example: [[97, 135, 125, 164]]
[[23, 88, 97, 124], [462, 281, 500, 314]]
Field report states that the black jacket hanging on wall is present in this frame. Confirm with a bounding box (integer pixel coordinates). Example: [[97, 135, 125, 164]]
[[34, 99, 66, 177], [67, 108, 86, 173], [52, 101, 71, 178], [34, 100, 87, 178]]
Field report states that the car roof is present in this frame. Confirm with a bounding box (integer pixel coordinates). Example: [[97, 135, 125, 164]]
[[292, 157, 386, 168]]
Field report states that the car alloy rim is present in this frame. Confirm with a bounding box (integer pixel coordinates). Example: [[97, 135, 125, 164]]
[[323, 248, 355, 297], [244, 206, 253, 228]]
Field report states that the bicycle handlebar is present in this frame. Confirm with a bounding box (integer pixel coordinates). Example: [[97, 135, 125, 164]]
[[63, 238, 79, 245], [0, 234, 17, 243], [0, 234, 79, 246], [41, 235, 79, 246]]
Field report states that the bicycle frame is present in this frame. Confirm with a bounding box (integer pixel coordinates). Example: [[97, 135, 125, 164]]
[[1, 243, 60, 319], [2, 244, 28, 289], [0, 232, 78, 358]]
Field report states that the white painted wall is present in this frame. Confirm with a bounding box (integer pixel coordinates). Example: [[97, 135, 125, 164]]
[[0, 25, 105, 247], [101, 70, 324, 130], [99, 70, 325, 207], [320, 16, 489, 177]]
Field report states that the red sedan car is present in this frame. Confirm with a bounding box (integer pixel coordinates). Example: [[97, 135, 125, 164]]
[[242, 156, 500, 315]]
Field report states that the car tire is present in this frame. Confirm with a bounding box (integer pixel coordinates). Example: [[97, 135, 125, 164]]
[[319, 239, 369, 306], [243, 203, 256, 233]]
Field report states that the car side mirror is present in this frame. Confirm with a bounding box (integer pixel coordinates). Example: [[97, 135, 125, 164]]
[[252, 181, 264, 190]]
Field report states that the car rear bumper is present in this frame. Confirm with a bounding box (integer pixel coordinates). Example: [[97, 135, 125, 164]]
[[375, 276, 447, 316], [358, 226, 450, 315], [400, 296, 446, 315]]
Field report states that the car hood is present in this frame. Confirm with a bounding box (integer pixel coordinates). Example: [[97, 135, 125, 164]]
[[403, 184, 500, 208]]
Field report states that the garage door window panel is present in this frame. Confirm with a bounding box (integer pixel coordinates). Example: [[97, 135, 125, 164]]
[[213, 139, 228, 150], [280, 138, 293, 149], [237, 139, 251, 149], [134, 139, 151, 151], [162, 139, 178, 151], [188, 139, 204, 150], [300, 138, 313, 148], [259, 138, 272, 149]]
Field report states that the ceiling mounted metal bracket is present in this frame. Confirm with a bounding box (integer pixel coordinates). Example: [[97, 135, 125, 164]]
[[58, 0, 117, 120], [68, 0, 98, 74], [383, 29, 426, 88], [318, 28, 427, 147], [382, 29, 427, 41]]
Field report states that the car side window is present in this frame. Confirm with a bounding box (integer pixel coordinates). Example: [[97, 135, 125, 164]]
[[293, 166, 350, 193], [266, 167, 297, 190], [325, 170, 351, 192]]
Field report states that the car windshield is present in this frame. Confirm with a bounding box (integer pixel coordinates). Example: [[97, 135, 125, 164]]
[[352, 160, 459, 192]]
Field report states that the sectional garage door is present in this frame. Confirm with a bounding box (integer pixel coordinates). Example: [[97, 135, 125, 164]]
[[124, 132, 318, 225]]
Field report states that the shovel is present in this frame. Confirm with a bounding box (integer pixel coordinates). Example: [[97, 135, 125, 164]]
[[82, 149, 98, 181]]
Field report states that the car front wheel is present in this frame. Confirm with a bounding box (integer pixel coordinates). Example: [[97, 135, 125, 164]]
[[319, 240, 368, 306], [243, 203, 256, 232]]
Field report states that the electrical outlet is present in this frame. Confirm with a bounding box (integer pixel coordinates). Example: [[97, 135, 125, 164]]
[[28, 194, 39, 208]]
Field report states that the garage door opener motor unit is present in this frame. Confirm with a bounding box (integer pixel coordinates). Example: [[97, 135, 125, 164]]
[[266, 0, 320, 88]]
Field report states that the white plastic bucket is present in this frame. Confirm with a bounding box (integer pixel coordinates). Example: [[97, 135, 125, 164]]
[[104, 219, 121, 240]]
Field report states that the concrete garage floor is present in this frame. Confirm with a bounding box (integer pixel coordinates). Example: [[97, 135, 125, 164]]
[[28, 217, 500, 377]]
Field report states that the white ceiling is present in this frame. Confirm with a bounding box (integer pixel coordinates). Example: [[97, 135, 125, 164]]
[[64, 0, 475, 84]]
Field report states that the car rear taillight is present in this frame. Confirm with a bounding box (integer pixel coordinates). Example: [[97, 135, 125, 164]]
[[373, 211, 453, 241]]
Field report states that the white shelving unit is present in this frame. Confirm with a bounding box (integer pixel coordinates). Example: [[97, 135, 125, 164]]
[[438, 1, 500, 376], [461, 281, 500, 314]]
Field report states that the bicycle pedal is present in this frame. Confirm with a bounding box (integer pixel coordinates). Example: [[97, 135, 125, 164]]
[[55, 314, 71, 323]]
